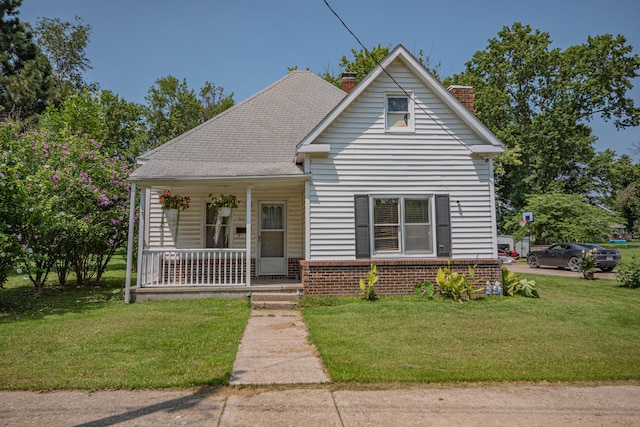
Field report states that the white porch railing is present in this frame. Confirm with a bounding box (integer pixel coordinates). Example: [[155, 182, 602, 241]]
[[140, 248, 247, 287]]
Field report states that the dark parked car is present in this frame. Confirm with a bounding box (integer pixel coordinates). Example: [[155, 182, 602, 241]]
[[527, 243, 621, 272]]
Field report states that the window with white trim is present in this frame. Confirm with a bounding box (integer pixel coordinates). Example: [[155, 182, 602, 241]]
[[205, 203, 230, 248], [386, 94, 414, 131], [372, 196, 432, 255]]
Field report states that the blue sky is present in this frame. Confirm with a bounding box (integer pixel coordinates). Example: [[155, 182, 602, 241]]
[[19, 0, 640, 156]]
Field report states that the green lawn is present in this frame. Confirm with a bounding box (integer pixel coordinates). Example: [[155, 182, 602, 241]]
[[0, 259, 250, 390], [302, 274, 640, 383], [1, 256, 639, 389], [602, 240, 640, 262]]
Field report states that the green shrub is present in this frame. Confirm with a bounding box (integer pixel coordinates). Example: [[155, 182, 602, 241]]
[[436, 266, 468, 302], [359, 264, 378, 300], [502, 267, 539, 298], [414, 281, 434, 298], [616, 255, 640, 289]]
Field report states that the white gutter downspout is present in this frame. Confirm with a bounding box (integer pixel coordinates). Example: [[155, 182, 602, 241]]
[[245, 185, 252, 286], [124, 183, 136, 304], [304, 154, 311, 261], [488, 158, 499, 257]]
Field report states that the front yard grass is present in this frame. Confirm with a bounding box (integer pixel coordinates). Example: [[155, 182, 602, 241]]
[[1, 258, 639, 389], [0, 263, 250, 390], [302, 274, 640, 383]]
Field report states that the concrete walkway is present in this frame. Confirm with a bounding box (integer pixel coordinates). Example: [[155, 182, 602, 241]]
[[230, 310, 330, 385]]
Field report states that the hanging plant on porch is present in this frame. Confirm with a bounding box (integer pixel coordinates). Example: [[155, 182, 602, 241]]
[[158, 191, 191, 210], [209, 193, 238, 211], [208, 193, 239, 243]]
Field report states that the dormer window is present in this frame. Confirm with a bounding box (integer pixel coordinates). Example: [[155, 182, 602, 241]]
[[386, 94, 414, 132]]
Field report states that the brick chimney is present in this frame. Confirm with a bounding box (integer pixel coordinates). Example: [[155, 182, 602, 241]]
[[447, 85, 474, 113], [341, 72, 357, 93]]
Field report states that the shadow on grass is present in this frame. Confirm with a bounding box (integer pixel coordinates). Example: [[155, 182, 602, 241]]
[[0, 258, 131, 322], [73, 384, 225, 427]]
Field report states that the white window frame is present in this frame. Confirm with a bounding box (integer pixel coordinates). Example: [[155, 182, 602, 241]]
[[385, 93, 414, 132], [204, 202, 232, 248], [370, 195, 434, 256]]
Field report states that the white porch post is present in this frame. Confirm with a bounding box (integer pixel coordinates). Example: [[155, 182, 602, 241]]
[[245, 185, 252, 286], [124, 183, 137, 304], [136, 188, 147, 288]]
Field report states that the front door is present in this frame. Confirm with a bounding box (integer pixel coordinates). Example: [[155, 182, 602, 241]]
[[258, 202, 286, 276]]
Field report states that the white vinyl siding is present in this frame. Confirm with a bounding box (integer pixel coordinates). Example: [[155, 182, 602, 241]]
[[307, 60, 495, 260], [147, 183, 304, 258]]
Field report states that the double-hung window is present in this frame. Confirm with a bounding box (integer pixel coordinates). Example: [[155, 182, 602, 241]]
[[372, 196, 432, 255], [386, 94, 414, 131], [205, 203, 230, 248]]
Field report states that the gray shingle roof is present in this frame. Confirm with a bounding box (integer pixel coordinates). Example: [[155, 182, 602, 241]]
[[130, 71, 345, 181]]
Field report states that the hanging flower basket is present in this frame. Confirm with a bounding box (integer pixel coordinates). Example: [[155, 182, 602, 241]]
[[208, 193, 239, 243], [208, 193, 238, 210], [158, 191, 190, 211]]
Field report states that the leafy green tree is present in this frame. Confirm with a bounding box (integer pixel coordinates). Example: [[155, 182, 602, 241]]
[[34, 15, 93, 103], [40, 88, 148, 161], [0, 0, 52, 121], [145, 75, 203, 148], [321, 44, 441, 87], [504, 192, 620, 244], [446, 23, 640, 211], [606, 155, 640, 234], [199, 81, 234, 122], [145, 76, 234, 148]]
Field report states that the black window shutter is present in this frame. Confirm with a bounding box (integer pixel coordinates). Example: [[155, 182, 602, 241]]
[[354, 194, 371, 259], [435, 194, 451, 257]]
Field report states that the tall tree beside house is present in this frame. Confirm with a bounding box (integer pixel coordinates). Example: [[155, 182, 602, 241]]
[[145, 75, 234, 149], [199, 81, 234, 122], [445, 23, 640, 212], [33, 16, 94, 104], [145, 75, 203, 148], [606, 155, 640, 236], [504, 192, 621, 244], [0, 0, 52, 122], [320, 44, 441, 87], [40, 88, 148, 162]]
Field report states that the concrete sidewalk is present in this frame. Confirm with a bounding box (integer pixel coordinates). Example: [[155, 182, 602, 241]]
[[230, 310, 330, 385], [2, 384, 639, 426]]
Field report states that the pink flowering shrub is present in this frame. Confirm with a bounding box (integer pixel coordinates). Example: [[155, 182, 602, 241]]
[[0, 122, 134, 293]]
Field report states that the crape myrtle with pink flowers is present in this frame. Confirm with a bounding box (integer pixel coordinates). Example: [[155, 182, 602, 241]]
[[0, 122, 134, 295]]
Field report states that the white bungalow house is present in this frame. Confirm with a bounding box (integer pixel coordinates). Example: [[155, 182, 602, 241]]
[[124, 45, 504, 302]]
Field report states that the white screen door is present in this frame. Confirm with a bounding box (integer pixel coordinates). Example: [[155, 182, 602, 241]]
[[258, 203, 286, 275]]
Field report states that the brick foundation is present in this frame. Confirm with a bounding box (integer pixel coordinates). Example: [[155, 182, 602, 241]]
[[250, 258, 302, 281], [300, 258, 502, 296]]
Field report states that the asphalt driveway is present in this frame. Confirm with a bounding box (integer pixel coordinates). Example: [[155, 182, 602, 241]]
[[505, 260, 617, 279]]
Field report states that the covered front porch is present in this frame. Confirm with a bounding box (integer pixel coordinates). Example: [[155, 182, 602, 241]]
[[124, 180, 306, 303]]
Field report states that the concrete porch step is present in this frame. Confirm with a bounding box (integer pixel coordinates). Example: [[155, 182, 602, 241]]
[[251, 300, 299, 310], [248, 290, 301, 310]]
